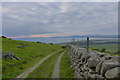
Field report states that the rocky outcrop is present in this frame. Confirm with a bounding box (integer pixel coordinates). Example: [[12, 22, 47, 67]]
[[67, 45, 120, 79], [2, 51, 21, 60], [17, 45, 25, 48]]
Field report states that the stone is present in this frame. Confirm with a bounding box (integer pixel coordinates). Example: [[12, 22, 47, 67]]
[[89, 69, 96, 74], [95, 61, 104, 74], [8, 51, 14, 56], [2, 51, 21, 60], [14, 56, 21, 60], [100, 61, 120, 77], [87, 58, 99, 68], [66, 45, 120, 79], [81, 52, 91, 63], [105, 55, 112, 60], [17, 45, 25, 48], [75, 73, 83, 78], [105, 67, 120, 78], [90, 74, 104, 78], [82, 72, 90, 78], [111, 56, 120, 63]]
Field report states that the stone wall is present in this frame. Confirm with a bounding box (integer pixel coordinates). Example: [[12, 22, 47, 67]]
[[67, 45, 120, 79]]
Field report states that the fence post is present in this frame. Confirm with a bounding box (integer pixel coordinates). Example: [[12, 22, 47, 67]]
[[73, 38, 75, 45], [87, 37, 89, 53]]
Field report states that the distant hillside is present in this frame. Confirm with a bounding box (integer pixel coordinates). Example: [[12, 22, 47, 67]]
[[51, 35, 119, 38]]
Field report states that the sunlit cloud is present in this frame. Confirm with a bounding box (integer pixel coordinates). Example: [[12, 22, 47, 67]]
[[30, 34, 51, 38], [8, 34, 51, 39], [8, 32, 77, 39], [8, 36, 26, 39]]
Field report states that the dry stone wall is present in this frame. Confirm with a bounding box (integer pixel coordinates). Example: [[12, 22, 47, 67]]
[[67, 45, 120, 79]]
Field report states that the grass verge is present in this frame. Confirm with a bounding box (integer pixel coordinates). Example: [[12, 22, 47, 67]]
[[60, 51, 74, 78]]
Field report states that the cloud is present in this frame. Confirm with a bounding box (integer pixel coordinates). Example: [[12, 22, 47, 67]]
[[2, 0, 119, 2], [8, 34, 51, 39], [60, 3, 71, 13], [8, 32, 73, 39], [2, 2, 118, 38]]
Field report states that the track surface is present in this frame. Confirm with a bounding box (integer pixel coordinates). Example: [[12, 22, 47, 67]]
[[17, 50, 62, 78], [52, 52, 65, 78]]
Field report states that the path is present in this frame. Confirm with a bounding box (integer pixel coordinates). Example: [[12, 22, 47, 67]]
[[17, 49, 62, 78], [52, 51, 65, 78]]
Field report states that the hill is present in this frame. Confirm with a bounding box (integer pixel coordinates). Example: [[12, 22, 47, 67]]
[[1, 37, 61, 78]]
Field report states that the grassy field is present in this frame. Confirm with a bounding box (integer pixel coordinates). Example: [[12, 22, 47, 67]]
[[89, 39, 119, 52], [60, 51, 74, 78], [90, 44, 118, 52], [68, 39, 119, 52], [2, 37, 61, 78], [27, 49, 64, 78], [0, 37, 2, 79]]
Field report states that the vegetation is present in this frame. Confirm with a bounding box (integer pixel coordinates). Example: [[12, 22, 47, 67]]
[[90, 44, 118, 52], [61, 39, 119, 53], [27, 49, 64, 78], [2, 37, 119, 78], [60, 51, 74, 78], [2, 37, 61, 78]]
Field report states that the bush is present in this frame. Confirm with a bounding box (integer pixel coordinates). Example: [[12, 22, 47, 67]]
[[100, 48, 106, 52], [49, 43, 53, 45], [37, 41, 41, 43], [61, 46, 66, 49], [1, 36, 7, 38]]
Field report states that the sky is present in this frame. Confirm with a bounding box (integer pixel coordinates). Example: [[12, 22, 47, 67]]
[[2, 0, 119, 2], [2, 2, 118, 39]]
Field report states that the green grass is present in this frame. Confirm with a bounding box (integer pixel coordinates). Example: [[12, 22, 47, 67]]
[[0, 37, 2, 79], [90, 44, 118, 52], [100, 51, 120, 56], [60, 51, 74, 78], [27, 49, 64, 78], [2, 38, 61, 78], [76, 39, 118, 52]]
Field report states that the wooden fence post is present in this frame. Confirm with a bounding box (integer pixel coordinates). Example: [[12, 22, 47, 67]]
[[87, 37, 89, 53], [73, 38, 75, 45]]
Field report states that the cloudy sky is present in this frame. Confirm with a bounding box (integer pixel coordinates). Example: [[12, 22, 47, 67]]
[[2, 2, 118, 39]]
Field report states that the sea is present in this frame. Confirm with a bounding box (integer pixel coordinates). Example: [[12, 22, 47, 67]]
[[14, 37, 118, 43]]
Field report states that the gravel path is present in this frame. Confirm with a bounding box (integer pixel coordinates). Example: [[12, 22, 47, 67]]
[[17, 49, 62, 78], [52, 51, 65, 78]]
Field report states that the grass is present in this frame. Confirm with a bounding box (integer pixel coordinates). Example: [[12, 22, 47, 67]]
[[100, 51, 120, 56], [27, 49, 64, 78], [90, 44, 118, 52], [60, 51, 74, 78], [76, 39, 118, 52], [2, 37, 61, 78], [62, 39, 119, 53], [0, 37, 2, 79]]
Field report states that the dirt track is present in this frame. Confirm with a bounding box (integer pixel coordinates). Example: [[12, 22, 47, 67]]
[[17, 49, 62, 78], [52, 51, 65, 78]]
